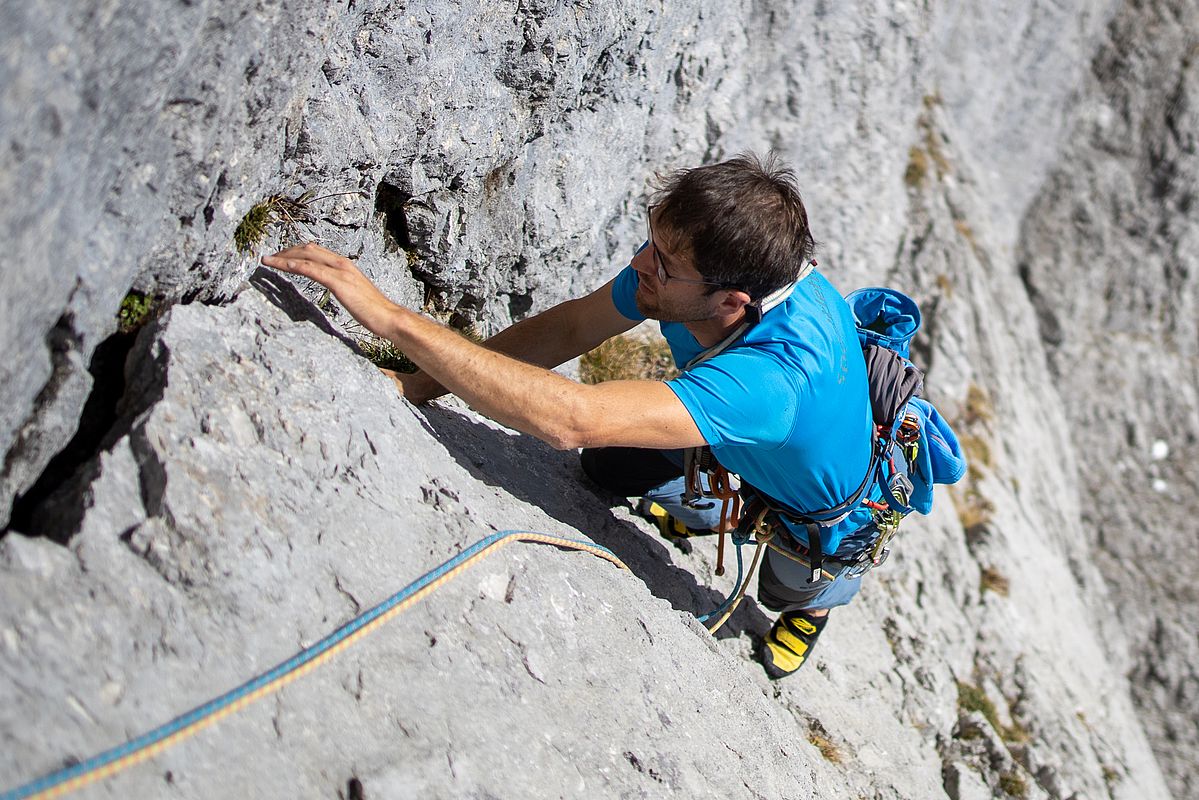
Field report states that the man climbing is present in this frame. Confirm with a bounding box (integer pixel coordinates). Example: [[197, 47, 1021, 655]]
[[262, 153, 876, 678]]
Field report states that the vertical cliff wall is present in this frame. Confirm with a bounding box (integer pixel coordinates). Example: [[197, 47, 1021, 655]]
[[1, 0, 1194, 797]]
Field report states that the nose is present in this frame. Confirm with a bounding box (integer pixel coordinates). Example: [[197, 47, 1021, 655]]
[[630, 241, 657, 278]]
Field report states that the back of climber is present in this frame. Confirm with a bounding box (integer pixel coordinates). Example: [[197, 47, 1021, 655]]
[[577, 156, 877, 677], [262, 152, 879, 678]]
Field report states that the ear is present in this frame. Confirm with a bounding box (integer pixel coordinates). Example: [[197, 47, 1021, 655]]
[[714, 288, 753, 316]]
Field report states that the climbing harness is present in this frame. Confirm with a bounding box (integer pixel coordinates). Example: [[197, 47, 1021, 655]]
[[0, 531, 628, 800]]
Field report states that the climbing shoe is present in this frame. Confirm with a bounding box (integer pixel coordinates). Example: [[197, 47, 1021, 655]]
[[762, 610, 829, 679], [639, 501, 716, 539]]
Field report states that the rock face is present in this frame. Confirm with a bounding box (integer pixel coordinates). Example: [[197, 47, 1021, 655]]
[[0, 0, 1194, 798]]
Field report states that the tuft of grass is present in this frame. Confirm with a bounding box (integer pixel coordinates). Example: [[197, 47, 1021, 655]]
[[1002, 720, 1030, 743], [1103, 766, 1120, 786], [117, 291, 155, 333], [807, 732, 843, 764], [980, 566, 1010, 597], [233, 189, 358, 255], [963, 384, 994, 426], [234, 198, 279, 254], [959, 432, 993, 473], [580, 335, 677, 384], [998, 771, 1028, 798], [352, 319, 481, 375], [935, 274, 954, 296], [356, 337, 418, 373], [957, 681, 1001, 731], [905, 146, 930, 189], [954, 219, 977, 248], [952, 486, 994, 537], [925, 126, 950, 178]]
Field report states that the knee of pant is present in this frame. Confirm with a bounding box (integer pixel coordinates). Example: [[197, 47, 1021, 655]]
[[579, 447, 607, 486], [580, 447, 626, 494]]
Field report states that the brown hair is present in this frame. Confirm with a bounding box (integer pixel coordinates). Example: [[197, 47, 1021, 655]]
[[652, 152, 817, 300]]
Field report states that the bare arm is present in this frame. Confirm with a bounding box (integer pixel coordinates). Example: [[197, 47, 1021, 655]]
[[396, 272, 639, 404], [262, 244, 706, 451]]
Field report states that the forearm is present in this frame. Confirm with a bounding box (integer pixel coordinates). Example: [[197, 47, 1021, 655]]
[[383, 308, 594, 448], [404, 298, 607, 403]]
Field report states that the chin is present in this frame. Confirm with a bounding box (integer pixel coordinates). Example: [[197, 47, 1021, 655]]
[[634, 289, 659, 319]]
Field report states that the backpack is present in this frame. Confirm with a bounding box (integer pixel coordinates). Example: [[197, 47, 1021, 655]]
[[736, 287, 967, 583]]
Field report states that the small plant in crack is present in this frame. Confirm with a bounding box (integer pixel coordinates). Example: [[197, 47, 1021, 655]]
[[355, 336, 418, 373], [117, 291, 156, 333], [233, 188, 364, 255], [346, 318, 482, 374], [807, 731, 843, 764]]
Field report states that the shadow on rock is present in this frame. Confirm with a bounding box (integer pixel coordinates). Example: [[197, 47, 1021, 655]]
[[249, 267, 359, 345], [419, 403, 738, 619]]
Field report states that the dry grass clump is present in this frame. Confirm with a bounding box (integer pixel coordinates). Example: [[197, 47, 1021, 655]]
[[999, 771, 1028, 798], [980, 565, 1010, 597], [356, 337, 418, 373], [905, 146, 931, 189], [580, 335, 677, 384], [963, 383, 994, 426], [807, 732, 843, 764], [350, 319, 482, 374], [952, 485, 995, 538]]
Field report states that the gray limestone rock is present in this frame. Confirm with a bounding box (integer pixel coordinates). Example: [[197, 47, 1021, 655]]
[[2, 0, 1196, 797]]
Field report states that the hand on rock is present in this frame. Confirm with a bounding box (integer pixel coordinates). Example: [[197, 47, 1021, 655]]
[[262, 243, 401, 341]]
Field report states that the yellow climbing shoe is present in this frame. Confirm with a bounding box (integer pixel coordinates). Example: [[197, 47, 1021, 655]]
[[640, 501, 716, 539], [762, 610, 829, 679]]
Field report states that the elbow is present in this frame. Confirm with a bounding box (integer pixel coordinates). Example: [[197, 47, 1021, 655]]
[[543, 423, 590, 452], [539, 396, 602, 451]]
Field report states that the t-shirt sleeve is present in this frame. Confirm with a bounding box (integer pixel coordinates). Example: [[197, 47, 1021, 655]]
[[666, 350, 804, 448], [611, 264, 646, 322]]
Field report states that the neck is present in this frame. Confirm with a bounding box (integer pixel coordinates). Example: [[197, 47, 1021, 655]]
[[685, 307, 748, 348]]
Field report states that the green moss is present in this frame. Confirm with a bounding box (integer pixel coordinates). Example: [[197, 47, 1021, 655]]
[[117, 291, 155, 333]]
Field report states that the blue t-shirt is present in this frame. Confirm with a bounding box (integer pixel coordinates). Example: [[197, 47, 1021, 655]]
[[611, 266, 875, 553]]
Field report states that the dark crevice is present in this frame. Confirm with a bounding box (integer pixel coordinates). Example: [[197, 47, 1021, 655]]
[[0, 314, 83, 496], [1016, 259, 1063, 355], [374, 181, 413, 253], [6, 321, 170, 543], [7, 327, 137, 541]]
